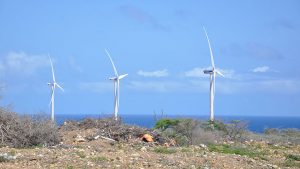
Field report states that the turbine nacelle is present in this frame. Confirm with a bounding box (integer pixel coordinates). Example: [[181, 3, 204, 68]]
[[109, 77, 118, 80], [109, 74, 128, 81], [203, 69, 225, 77], [203, 70, 214, 74]]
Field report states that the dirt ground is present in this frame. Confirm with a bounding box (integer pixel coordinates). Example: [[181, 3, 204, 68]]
[[0, 128, 299, 169]]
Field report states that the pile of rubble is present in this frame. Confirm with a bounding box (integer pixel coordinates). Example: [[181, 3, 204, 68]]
[[60, 117, 168, 144]]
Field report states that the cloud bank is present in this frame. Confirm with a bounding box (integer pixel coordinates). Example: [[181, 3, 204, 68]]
[[252, 66, 270, 73], [0, 52, 49, 76], [137, 69, 169, 77]]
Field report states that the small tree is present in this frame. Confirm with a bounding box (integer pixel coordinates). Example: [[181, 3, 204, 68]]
[[155, 118, 179, 130], [173, 119, 200, 145], [225, 120, 248, 141]]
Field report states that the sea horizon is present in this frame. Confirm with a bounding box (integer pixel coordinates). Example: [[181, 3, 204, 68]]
[[40, 113, 300, 133]]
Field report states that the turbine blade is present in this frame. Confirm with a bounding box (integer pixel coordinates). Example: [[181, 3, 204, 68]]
[[118, 73, 128, 80], [48, 54, 56, 82], [216, 70, 225, 77], [105, 49, 119, 76], [49, 97, 52, 107], [203, 27, 215, 69], [56, 83, 64, 92]]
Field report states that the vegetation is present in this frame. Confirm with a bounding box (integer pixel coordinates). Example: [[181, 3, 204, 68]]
[[0, 107, 61, 148], [91, 156, 108, 162], [208, 144, 267, 160], [284, 154, 300, 168], [263, 128, 300, 144], [154, 118, 179, 130], [286, 154, 300, 161], [75, 151, 86, 158], [155, 118, 249, 146], [154, 147, 177, 154], [66, 165, 74, 169]]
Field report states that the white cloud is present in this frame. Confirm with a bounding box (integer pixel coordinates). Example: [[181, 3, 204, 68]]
[[184, 67, 235, 79], [252, 66, 270, 73], [79, 82, 112, 93], [137, 69, 169, 77], [0, 52, 49, 76]]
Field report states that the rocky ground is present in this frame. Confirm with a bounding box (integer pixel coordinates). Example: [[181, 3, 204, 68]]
[[0, 127, 299, 169]]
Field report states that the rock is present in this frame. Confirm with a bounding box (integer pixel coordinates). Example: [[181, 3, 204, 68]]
[[0, 153, 17, 161], [132, 153, 140, 158], [267, 164, 279, 169], [140, 146, 147, 152], [190, 165, 196, 169], [200, 144, 207, 149], [141, 134, 153, 142], [75, 134, 86, 142]]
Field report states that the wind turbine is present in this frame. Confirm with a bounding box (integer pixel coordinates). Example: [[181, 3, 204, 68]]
[[48, 55, 64, 122], [202, 27, 224, 123], [105, 49, 128, 120]]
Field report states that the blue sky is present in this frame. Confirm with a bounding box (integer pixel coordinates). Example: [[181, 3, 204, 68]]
[[0, 0, 300, 117]]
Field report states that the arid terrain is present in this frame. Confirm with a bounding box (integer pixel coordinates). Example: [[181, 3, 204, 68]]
[[0, 121, 299, 169]]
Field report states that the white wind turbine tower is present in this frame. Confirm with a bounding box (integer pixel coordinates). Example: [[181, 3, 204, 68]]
[[202, 27, 224, 123], [48, 55, 64, 122], [105, 49, 128, 121]]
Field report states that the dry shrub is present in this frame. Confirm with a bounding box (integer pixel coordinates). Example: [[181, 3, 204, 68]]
[[156, 118, 249, 146], [173, 119, 199, 145], [263, 128, 300, 145], [191, 127, 223, 145], [224, 120, 248, 142], [61, 117, 157, 142], [60, 117, 121, 131], [0, 107, 61, 148]]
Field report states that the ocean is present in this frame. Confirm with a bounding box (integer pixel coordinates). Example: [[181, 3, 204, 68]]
[[55, 114, 300, 133]]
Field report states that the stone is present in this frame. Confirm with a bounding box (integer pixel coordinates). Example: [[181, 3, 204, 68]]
[[140, 146, 147, 152], [141, 134, 154, 142], [200, 144, 207, 149], [74, 134, 86, 142]]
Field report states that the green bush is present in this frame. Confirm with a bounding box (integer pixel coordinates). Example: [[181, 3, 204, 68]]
[[208, 144, 266, 160], [284, 159, 300, 168], [91, 156, 108, 162], [155, 118, 179, 130], [75, 151, 86, 158], [286, 154, 300, 161], [154, 147, 176, 154]]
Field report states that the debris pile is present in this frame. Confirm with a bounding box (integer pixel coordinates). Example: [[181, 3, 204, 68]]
[[61, 117, 170, 145]]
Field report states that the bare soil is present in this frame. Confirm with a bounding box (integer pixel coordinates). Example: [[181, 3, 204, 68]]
[[0, 127, 299, 169]]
